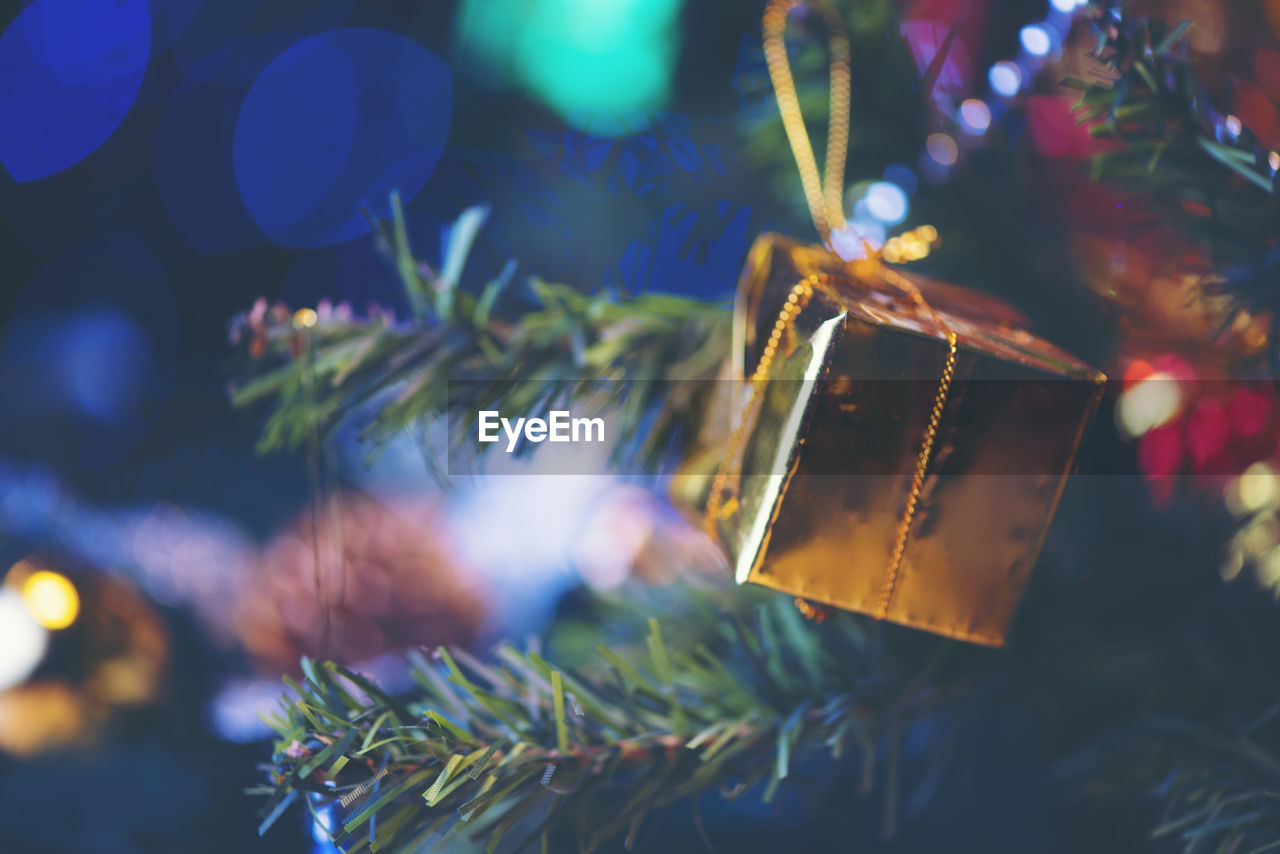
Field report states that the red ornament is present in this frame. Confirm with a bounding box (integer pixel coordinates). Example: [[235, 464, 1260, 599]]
[[1229, 388, 1272, 439], [1028, 95, 1122, 160], [1187, 399, 1229, 473], [1140, 421, 1185, 478]]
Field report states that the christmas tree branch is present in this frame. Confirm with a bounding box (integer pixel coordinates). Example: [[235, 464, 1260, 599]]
[[256, 594, 954, 853], [1064, 15, 1280, 835], [1062, 712, 1280, 853], [1148, 718, 1280, 852], [229, 198, 732, 471], [1071, 3, 1280, 311]]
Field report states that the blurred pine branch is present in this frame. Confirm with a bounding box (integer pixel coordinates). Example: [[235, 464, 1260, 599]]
[[256, 590, 960, 853], [229, 196, 732, 472], [1071, 3, 1280, 327], [1066, 18, 1280, 839]]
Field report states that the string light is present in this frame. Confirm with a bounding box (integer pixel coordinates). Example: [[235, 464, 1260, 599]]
[[21, 570, 80, 630], [292, 307, 318, 329], [1019, 25, 1052, 57], [926, 133, 958, 166], [958, 99, 991, 134], [989, 61, 1023, 97], [1261, 546, 1280, 590], [1116, 372, 1183, 438], [1221, 546, 1244, 580], [909, 3, 1085, 178], [1228, 462, 1280, 516], [864, 181, 908, 225], [0, 590, 47, 691], [881, 224, 938, 264]]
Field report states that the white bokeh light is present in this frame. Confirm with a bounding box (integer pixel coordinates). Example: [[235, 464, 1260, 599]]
[[959, 98, 991, 133], [989, 61, 1022, 97], [864, 181, 908, 225], [926, 133, 959, 166], [829, 220, 885, 260], [1020, 25, 1051, 57], [1116, 372, 1183, 438], [0, 589, 48, 691]]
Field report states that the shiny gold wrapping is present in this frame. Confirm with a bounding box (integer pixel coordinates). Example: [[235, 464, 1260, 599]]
[[712, 233, 1105, 646]]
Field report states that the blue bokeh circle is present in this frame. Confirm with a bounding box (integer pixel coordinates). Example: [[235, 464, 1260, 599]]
[[156, 37, 291, 253], [233, 29, 452, 248], [1, 232, 176, 467], [0, 0, 150, 182]]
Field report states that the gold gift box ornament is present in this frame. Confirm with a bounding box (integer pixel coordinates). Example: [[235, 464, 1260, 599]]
[[698, 0, 1106, 645], [705, 233, 1105, 645]]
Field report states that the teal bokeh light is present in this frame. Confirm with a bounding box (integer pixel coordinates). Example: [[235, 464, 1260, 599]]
[[455, 0, 682, 135]]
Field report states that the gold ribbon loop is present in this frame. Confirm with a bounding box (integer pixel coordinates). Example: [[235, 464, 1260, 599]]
[[762, 0, 851, 245]]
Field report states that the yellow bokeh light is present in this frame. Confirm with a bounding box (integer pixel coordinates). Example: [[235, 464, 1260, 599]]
[[1220, 546, 1244, 581], [1244, 462, 1280, 501], [21, 571, 80, 630], [1229, 461, 1280, 517], [292, 307, 318, 329], [1241, 516, 1280, 559], [1261, 546, 1280, 594], [881, 225, 938, 265]]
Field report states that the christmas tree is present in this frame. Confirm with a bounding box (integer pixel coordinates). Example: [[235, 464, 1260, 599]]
[[232, 2, 1280, 852]]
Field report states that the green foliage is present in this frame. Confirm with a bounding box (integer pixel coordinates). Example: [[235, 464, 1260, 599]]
[[255, 589, 955, 853], [229, 198, 731, 472], [1061, 712, 1280, 854], [1068, 13, 1280, 837], [1071, 4, 1280, 309], [234, 5, 1280, 851], [1145, 715, 1280, 853]]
